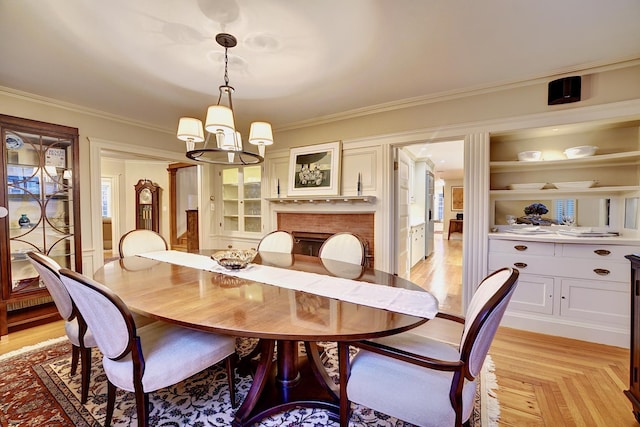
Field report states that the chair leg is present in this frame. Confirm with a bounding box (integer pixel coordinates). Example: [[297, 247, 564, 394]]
[[338, 342, 351, 427], [105, 381, 116, 427], [132, 389, 149, 427], [70, 344, 80, 376], [80, 347, 92, 404], [226, 354, 237, 407]]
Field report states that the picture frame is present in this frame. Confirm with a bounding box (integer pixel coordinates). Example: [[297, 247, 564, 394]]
[[288, 141, 341, 196], [451, 186, 464, 211]]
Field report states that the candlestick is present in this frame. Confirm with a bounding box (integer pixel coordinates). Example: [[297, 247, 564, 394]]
[[357, 173, 362, 196], [277, 178, 280, 197]]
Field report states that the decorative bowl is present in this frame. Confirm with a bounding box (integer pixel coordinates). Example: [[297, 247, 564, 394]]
[[212, 249, 257, 270], [517, 151, 542, 162], [563, 145, 598, 159]]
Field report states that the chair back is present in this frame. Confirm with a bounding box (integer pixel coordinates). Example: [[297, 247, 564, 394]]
[[27, 252, 73, 321], [459, 267, 519, 378], [319, 232, 366, 266], [119, 229, 168, 257], [59, 269, 137, 360], [257, 230, 294, 253]]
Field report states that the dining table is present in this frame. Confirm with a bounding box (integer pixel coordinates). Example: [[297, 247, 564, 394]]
[[93, 249, 438, 426]]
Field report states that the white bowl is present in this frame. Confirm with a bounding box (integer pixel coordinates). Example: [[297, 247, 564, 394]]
[[508, 183, 547, 190], [563, 145, 598, 159], [517, 151, 542, 162], [551, 180, 597, 189]]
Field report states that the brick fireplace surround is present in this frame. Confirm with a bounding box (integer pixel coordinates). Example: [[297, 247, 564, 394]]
[[277, 212, 375, 265]]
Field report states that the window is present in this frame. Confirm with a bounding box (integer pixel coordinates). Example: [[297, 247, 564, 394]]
[[554, 199, 575, 224], [101, 178, 112, 218]]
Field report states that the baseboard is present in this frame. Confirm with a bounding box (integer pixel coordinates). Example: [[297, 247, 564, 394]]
[[502, 312, 629, 348]]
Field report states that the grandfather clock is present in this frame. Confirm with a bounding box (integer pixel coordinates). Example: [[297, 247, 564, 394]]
[[134, 179, 160, 232]]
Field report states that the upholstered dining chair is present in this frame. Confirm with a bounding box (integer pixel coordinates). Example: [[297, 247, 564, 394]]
[[318, 232, 366, 266], [257, 230, 294, 253], [338, 267, 519, 427], [118, 229, 168, 258], [59, 268, 238, 427], [26, 251, 97, 404]]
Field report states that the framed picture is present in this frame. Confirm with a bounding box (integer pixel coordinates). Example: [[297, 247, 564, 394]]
[[451, 186, 464, 211], [288, 141, 341, 196]]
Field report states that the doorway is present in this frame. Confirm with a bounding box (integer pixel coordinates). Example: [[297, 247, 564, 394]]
[[394, 139, 464, 289]]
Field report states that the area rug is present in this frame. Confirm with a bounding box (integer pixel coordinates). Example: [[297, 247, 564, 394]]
[[0, 337, 499, 426]]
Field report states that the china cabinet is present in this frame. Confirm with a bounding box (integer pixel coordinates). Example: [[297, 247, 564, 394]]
[[0, 114, 81, 335], [625, 254, 640, 423], [134, 179, 160, 232], [221, 165, 262, 234]]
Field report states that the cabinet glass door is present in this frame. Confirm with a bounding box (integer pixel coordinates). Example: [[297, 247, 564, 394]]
[[222, 168, 240, 231], [221, 165, 262, 234], [243, 166, 262, 233], [1, 115, 81, 330]]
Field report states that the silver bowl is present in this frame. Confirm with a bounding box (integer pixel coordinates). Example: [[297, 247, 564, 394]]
[[212, 249, 257, 270]]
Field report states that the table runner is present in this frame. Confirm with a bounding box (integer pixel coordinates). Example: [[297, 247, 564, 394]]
[[138, 250, 438, 319]]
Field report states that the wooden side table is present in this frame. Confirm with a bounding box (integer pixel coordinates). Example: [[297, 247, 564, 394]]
[[448, 219, 463, 240]]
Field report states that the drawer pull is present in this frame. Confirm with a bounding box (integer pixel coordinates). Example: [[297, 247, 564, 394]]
[[594, 249, 611, 256], [513, 262, 527, 268], [514, 245, 528, 251], [594, 268, 610, 276]]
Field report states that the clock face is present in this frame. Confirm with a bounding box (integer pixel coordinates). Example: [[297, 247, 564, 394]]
[[139, 188, 152, 204], [6, 133, 24, 150]]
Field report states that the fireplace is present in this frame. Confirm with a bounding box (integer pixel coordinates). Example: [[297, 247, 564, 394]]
[[291, 231, 334, 257], [277, 212, 375, 266]]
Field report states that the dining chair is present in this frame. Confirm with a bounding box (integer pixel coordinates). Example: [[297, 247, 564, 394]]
[[257, 230, 294, 253], [59, 268, 238, 427], [338, 267, 519, 427], [26, 251, 97, 404], [118, 229, 168, 258], [318, 232, 366, 266]]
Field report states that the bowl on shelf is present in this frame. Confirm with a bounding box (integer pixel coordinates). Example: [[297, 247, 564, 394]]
[[517, 151, 542, 162], [563, 145, 598, 159], [212, 249, 257, 270], [508, 182, 547, 190], [551, 180, 598, 189]]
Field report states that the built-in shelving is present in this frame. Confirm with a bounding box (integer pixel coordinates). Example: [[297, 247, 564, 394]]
[[490, 151, 640, 172], [266, 195, 376, 204]]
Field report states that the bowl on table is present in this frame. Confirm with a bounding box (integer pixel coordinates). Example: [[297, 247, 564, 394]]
[[212, 249, 257, 270]]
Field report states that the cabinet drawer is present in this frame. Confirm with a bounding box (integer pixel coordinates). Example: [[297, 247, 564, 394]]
[[559, 243, 640, 261], [489, 253, 552, 275], [559, 278, 629, 327], [508, 273, 555, 315], [489, 239, 553, 256], [556, 258, 629, 283]]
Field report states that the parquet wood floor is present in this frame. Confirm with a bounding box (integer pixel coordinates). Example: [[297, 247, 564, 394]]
[[410, 233, 635, 426], [1, 235, 636, 426]]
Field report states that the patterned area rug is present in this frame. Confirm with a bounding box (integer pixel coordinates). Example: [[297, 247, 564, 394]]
[[0, 337, 498, 426]]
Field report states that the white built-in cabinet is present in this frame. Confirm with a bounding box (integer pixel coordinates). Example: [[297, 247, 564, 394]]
[[221, 165, 262, 235], [489, 237, 636, 347], [410, 223, 425, 267]]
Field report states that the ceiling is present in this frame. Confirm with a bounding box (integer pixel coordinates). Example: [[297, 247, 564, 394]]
[[1, 0, 639, 167]]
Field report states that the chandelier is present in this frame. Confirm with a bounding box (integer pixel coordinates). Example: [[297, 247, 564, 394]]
[[176, 33, 273, 165]]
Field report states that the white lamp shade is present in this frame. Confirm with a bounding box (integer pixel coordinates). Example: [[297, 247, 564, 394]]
[[215, 129, 241, 151], [205, 105, 235, 134], [177, 117, 205, 142], [248, 122, 274, 146]]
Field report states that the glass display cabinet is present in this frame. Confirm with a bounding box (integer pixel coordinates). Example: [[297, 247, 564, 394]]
[[0, 114, 81, 335], [221, 165, 262, 234]]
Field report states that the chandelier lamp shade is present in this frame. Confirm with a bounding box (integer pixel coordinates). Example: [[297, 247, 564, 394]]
[[177, 33, 273, 165]]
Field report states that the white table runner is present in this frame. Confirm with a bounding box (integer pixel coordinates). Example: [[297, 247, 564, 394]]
[[138, 250, 438, 319]]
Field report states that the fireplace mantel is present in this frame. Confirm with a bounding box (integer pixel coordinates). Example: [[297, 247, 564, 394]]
[[266, 195, 375, 204]]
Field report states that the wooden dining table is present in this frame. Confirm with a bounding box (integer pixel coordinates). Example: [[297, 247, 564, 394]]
[[93, 250, 434, 426]]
